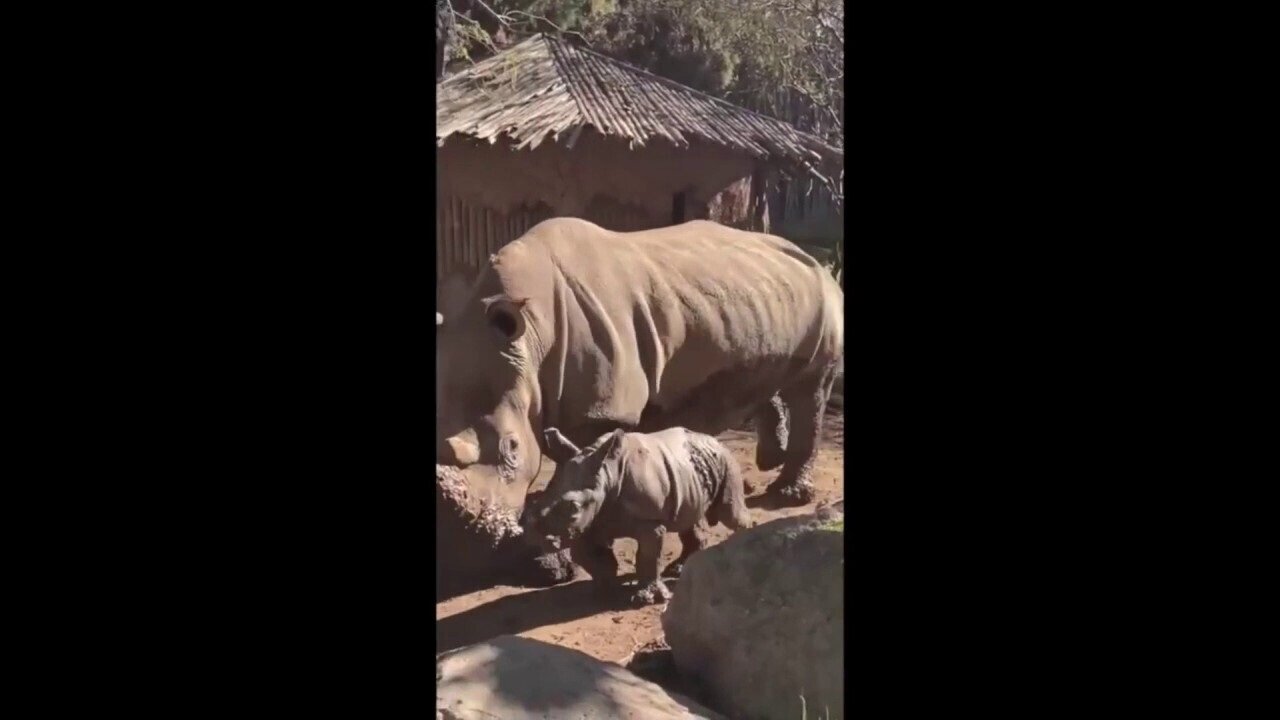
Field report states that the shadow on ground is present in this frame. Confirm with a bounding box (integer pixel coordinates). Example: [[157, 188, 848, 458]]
[[438, 579, 638, 653]]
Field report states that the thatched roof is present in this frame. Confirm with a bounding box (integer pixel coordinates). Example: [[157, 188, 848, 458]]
[[437, 34, 843, 187]]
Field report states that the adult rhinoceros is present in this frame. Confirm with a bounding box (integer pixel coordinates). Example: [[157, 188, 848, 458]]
[[436, 218, 844, 589]]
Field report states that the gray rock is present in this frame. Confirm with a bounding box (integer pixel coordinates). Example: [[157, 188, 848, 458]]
[[662, 502, 845, 720], [436, 635, 727, 720]]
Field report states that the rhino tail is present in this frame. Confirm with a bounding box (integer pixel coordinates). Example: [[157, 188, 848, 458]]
[[713, 451, 753, 531], [754, 395, 789, 472]]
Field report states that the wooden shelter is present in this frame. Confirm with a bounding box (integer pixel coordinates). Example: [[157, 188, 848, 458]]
[[436, 34, 843, 279]]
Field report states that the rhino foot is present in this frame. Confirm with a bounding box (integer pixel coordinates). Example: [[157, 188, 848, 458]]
[[767, 477, 816, 506], [630, 579, 673, 606]]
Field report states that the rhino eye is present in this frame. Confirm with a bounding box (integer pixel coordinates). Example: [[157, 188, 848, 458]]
[[499, 435, 521, 472], [491, 311, 517, 338]]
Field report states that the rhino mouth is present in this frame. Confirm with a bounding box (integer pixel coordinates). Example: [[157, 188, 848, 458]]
[[436, 464, 524, 547]]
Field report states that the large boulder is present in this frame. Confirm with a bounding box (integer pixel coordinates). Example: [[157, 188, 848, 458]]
[[436, 465, 575, 599], [436, 635, 726, 720], [662, 501, 845, 720]]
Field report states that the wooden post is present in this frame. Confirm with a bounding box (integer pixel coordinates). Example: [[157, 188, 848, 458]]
[[749, 164, 770, 233]]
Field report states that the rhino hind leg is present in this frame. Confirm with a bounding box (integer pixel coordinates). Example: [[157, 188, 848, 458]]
[[754, 394, 789, 471], [766, 366, 838, 506], [665, 524, 708, 578]]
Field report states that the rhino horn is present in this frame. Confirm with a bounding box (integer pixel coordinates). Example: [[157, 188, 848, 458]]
[[440, 428, 480, 466], [542, 427, 581, 464]]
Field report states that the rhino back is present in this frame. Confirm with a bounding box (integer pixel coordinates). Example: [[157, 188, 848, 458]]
[[611, 429, 726, 531], [502, 219, 842, 439]]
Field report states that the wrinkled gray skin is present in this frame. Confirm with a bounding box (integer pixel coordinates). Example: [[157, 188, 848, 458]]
[[437, 266, 573, 594], [522, 426, 753, 606], [436, 218, 842, 589], [437, 463, 574, 599]]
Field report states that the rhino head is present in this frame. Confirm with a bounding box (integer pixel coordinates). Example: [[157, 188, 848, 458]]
[[436, 277, 547, 544], [520, 428, 623, 551]]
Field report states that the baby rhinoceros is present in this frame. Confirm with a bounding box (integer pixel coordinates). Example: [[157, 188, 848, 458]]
[[521, 426, 754, 606]]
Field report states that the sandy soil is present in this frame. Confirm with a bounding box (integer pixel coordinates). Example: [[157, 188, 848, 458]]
[[436, 409, 844, 665]]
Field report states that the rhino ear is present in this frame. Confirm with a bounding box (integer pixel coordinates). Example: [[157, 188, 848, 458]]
[[603, 428, 626, 457], [543, 427, 581, 464], [482, 296, 528, 341]]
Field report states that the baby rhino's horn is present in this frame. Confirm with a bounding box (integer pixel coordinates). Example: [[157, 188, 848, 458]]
[[542, 427, 581, 464]]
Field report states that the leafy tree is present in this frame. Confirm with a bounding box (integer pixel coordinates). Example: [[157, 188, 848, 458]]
[[437, 0, 607, 74], [438, 0, 843, 149]]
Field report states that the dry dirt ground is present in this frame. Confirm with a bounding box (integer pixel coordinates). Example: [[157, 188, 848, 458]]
[[437, 409, 844, 665]]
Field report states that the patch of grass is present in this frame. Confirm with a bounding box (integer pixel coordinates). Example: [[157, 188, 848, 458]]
[[820, 519, 844, 532]]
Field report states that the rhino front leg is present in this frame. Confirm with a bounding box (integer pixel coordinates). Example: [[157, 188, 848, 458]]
[[767, 367, 837, 506], [569, 537, 620, 593], [630, 523, 672, 606], [754, 394, 788, 472]]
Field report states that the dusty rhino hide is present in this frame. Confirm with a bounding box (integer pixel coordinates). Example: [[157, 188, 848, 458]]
[[436, 464, 573, 598], [522, 427, 753, 606], [436, 218, 843, 591]]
